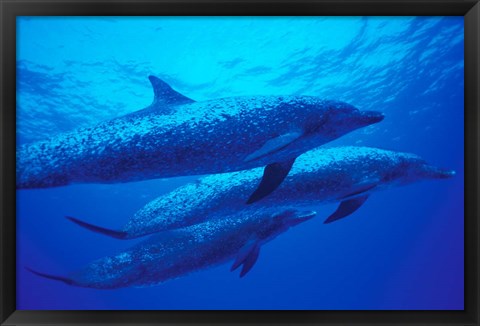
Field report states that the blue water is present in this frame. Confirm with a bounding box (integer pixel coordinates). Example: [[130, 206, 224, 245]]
[[16, 16, 464, 310]]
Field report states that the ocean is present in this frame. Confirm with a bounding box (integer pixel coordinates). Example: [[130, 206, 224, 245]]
[[16, 16, 464, 310]]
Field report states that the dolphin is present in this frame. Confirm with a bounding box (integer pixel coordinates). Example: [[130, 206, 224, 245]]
[[27, 208, 316, 289], [17, 76, 384, 203], [66, 146, 455, 240]]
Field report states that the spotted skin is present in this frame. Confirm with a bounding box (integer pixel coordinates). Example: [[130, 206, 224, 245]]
[[29, 207, 315, 289], [113, 146, 454, 238], [16, 79, 383, 189]]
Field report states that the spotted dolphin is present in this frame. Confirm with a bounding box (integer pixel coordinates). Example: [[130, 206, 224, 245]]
[[67, 146, 455, 240], [27, 208, 316, 289], [17, 76, 384, 203]]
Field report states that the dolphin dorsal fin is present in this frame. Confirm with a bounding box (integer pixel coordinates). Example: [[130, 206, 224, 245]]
[[148, 75, 195, 107]]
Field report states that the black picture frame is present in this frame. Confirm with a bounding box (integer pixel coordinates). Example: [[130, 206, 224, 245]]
[[1, 0, 479, 325]]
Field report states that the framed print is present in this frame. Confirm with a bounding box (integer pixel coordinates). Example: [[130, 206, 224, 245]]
[[1, 0, 479, 325]]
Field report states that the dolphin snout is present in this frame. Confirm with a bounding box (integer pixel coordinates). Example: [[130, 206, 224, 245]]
[[422, 165, 456, 179], [434, 168, 456, 179], [361, 110, 385, 124], [287, 210, 317, 227]]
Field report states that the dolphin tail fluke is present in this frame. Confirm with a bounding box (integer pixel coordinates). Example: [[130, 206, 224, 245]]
[[246, 158, 296, 204], [25, 266, 75, 285], [65, 216, 128, 239], [324, 195, 369, 224]]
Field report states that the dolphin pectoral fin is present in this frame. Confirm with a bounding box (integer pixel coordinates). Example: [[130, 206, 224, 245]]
[[65, 216, 127, 240], [231, 240, 257, 271], [239, 244, 260, 278], [231, 240, 261, 277], [324, 195, 369, 224], [244, 131, 303, 162], [246, 158, 296, 204], [25, 266, 74, 285], [148, 75, 195, 108]]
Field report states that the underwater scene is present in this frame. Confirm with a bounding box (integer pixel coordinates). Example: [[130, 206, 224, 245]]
[[16, 16, 464, 310]]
